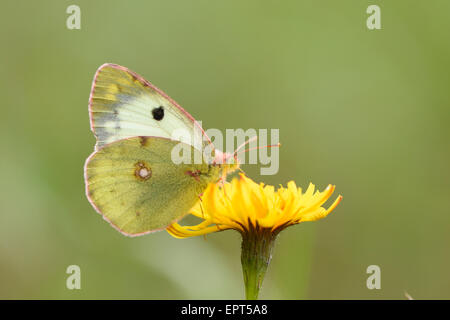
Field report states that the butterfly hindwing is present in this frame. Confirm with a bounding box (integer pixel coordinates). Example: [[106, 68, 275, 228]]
[[89, 63, 207, 151], [85, 136, 221, 236]]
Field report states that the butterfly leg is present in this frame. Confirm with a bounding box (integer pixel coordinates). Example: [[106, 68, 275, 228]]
[[197, 195, 205, 219], [218, 174, 233, 201]]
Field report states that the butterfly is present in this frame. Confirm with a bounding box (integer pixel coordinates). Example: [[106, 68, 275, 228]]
[[84, 64, 241, 236]]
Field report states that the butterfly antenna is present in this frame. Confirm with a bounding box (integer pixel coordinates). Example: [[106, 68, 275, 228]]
[[236, 142, 281, 155], [232, 136, 258, 158]]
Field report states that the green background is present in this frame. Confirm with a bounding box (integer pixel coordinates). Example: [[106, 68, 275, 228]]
[[1, 0, 449, 299]]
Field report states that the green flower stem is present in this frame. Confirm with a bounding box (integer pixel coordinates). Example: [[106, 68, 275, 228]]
[[240, 226, 277, 300]]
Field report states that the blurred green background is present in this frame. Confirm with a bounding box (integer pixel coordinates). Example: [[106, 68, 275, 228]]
[[1, 0, 449, 299]]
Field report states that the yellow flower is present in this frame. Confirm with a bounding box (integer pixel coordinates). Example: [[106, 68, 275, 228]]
[[167, 173, 342, 239], [167, 173, 342, 300]]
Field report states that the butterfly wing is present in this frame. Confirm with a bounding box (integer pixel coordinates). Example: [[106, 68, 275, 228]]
[[89, 63, 210, 151], [84, 136, 220, 236]]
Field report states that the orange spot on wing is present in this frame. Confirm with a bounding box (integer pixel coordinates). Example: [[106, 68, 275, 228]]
[[134, 161, 152, 181]]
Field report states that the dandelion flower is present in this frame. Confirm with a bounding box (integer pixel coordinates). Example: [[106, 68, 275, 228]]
[[167, 174, 342, 299]]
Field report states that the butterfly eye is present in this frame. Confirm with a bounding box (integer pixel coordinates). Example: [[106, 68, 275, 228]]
[[152, 106, 165, 121]]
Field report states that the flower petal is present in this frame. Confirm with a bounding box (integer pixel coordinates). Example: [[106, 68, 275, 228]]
[[166, 175, 342, 238]]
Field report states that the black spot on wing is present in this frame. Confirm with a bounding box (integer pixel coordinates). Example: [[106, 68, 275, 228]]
[[152, 106, 164, 121]]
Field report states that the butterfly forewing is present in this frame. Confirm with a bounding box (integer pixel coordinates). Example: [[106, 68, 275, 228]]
[[89, 64, 209, 151]]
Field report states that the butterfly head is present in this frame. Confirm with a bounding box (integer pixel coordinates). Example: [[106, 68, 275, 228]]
[[212, 149, 240, 174], [211, 136, 280, 176]]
